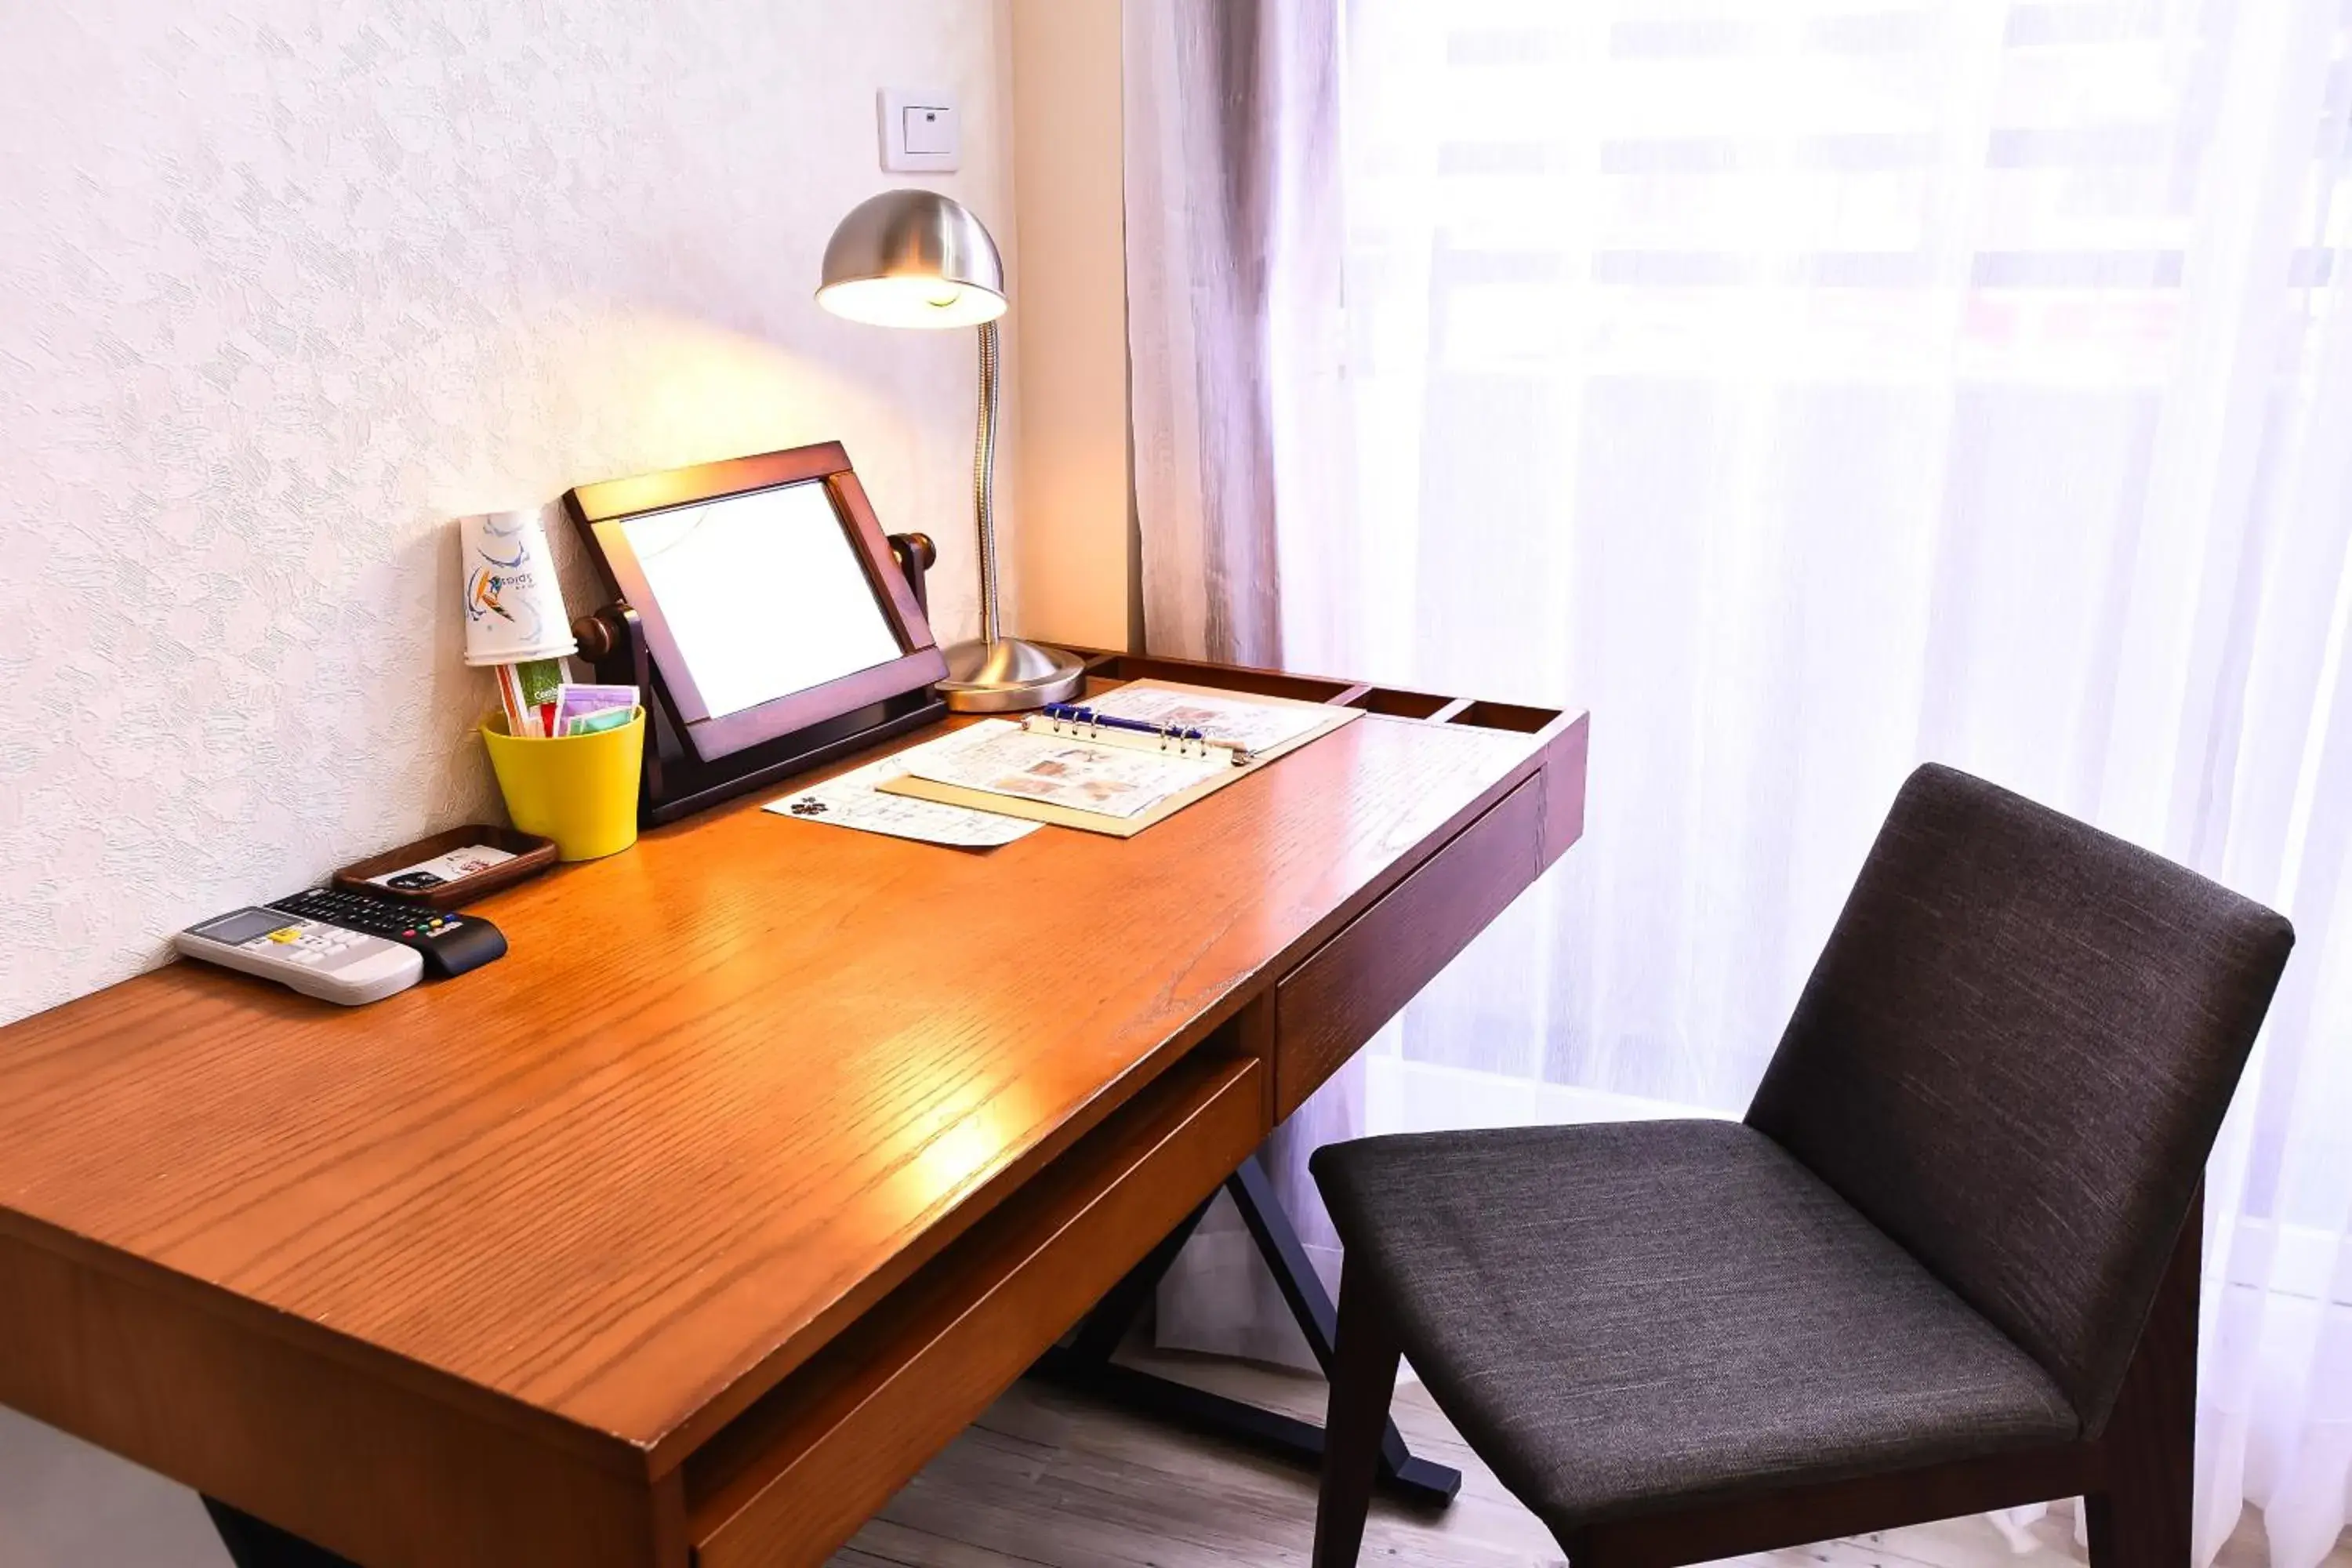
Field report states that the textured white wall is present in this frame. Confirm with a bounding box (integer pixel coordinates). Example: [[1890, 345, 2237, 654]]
[[0, 2, 1014, 1559], [0, 0, 1017, 1025]]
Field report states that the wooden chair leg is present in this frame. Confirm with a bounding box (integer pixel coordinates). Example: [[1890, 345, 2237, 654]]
[[2087, 1200, 2200, 1568], [1314, 1265, 1403, 1568]]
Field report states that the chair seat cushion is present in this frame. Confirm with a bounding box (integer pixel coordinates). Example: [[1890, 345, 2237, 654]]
[[1312, 1119, 2080, 1533]]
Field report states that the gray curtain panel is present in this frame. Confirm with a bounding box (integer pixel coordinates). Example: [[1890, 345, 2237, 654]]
[[1123, 0, 1340, 666], [1125, 0, 1356, 1365]]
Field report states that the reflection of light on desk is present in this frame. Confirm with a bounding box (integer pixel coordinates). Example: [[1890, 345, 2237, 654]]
[[915, 1115, 1004, 1203], [906, 1069, 1051, 1209]]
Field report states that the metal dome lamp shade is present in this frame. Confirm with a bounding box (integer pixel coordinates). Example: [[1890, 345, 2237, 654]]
[[817, 190, 1083, 711]]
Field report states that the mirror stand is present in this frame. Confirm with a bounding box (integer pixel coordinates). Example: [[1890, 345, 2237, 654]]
[[572, 532, 949, 827]]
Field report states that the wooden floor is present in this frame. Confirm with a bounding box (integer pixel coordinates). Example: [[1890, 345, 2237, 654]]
[[829, 1347, 2347, 1568]]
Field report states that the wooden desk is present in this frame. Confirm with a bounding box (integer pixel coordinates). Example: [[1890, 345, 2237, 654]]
[[0, 652, 1587, 1568]]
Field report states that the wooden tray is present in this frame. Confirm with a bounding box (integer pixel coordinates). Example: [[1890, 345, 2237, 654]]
[[332, 826, 559, 909]]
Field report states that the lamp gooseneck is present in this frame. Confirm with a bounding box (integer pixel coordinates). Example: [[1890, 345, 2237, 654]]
[[974, 318, 1001, 648]]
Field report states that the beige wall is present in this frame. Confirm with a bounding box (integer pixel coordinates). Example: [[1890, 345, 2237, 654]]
[[1007, 0, 1135, 652], [0, 1, 1020, 1559]]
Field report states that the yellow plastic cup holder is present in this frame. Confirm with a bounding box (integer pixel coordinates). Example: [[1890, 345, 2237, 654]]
[[480, 708, 645, 862]]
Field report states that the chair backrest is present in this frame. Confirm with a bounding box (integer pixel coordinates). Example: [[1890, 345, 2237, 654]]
[[1745, 764, 2292, 1430]]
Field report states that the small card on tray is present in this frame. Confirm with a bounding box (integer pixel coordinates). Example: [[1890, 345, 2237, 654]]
[[367, 844, 518, 892]]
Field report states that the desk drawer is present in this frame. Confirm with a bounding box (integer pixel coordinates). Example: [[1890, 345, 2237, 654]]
[[685, 1050, 1263, 1568], [1274, 777, 1542, 1121]]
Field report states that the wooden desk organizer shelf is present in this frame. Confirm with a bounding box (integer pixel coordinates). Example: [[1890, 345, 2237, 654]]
[[1069, 648, 1572, 735]]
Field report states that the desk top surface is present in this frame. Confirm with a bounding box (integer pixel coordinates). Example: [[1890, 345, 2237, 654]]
[[0, 706, 1552, 1469]]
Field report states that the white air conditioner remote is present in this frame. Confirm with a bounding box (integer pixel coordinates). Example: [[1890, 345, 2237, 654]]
[[175, 907, 424, 1006]]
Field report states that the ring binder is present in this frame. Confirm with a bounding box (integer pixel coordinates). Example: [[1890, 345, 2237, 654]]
[[883, 679, 1367, 838], [1032, 703, 1254, 766]]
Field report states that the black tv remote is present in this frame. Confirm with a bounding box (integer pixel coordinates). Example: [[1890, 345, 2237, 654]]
[[269, 887, 507, 979]]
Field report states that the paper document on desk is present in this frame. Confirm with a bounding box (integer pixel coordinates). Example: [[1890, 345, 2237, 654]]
[[892, 726, 1230, 820], [1072, 682, 1340, 757], [764, 721, 1041, 848]]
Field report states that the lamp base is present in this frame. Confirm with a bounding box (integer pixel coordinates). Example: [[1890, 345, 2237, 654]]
[[936, 637, 1086, 713]]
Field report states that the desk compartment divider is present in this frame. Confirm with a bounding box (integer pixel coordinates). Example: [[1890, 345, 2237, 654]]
[[1072, 648, 1572, 736], [1076, 646, 1588, 873], [684, 1050, 1265, 1568]]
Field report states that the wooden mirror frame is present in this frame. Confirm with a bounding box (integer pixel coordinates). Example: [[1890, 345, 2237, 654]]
[[564, 443, 949, 764]]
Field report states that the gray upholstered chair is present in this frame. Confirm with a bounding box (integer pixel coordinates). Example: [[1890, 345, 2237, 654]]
[[1308, 764, 2292, 1568]]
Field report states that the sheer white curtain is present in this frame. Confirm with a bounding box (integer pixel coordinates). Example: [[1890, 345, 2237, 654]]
[[1128, 0, 2352, 1559]]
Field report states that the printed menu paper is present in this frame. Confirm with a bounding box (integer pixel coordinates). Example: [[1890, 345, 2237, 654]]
[[889, 726, 1231, 821], [764, 722, 1041, 848]]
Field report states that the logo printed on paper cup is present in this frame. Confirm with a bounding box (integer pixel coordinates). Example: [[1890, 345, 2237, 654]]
[[466, 564, 551, 641], [468, 566, 517, 622]]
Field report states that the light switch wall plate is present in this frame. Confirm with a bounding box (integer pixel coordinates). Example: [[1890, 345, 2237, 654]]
[[879, 88, 960, 173]]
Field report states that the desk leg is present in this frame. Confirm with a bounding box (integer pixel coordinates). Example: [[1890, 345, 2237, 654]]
[[1029, 1154, 1462, 1508], [201, 1497, 358, 1568]]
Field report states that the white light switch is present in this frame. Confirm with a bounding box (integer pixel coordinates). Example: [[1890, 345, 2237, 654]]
[[879, 88, 960, 172], [904, 104, 955, 156]]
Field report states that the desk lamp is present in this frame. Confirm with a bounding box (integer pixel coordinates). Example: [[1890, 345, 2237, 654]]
[[817, 189, 1083, 711]]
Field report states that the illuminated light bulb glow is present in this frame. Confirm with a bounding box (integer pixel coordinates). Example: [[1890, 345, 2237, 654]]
[[815, 275, 1006, 331]]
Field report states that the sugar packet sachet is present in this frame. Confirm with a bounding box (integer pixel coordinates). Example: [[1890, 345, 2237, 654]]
[[552, 682, 639, 738]]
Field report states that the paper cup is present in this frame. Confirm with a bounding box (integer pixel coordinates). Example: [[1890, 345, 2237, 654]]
[[459, 510, 579, 667]]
